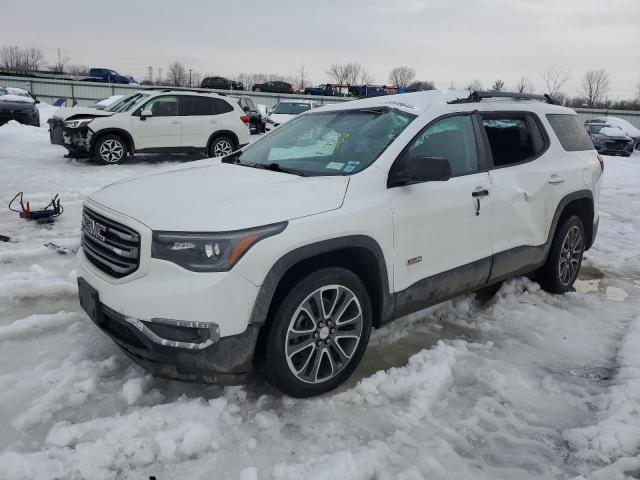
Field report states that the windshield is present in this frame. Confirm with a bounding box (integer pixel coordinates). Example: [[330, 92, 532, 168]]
[[230, 107, 415, 176], [273, 102, 312, 115], [105, 93, 149, 113]]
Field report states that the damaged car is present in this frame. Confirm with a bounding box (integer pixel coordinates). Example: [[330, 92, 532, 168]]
[[48, 90, 250, 164], [0, 87, 40, 127]]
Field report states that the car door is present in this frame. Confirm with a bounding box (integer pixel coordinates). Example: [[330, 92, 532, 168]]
[[180, 96, 217, 148], [131, 95, 181, 149], [388, 113, 494, 300]]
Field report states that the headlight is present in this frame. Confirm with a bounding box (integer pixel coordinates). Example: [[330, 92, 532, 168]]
[[151, 222, 287, 272], [64, 118, 93, 129]]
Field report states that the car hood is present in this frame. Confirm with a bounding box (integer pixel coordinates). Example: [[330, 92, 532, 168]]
[[88, 160, 349, 231], [593, 133, 631, 141], [53, 107, 114, 121], [269, 113, 296, 125]]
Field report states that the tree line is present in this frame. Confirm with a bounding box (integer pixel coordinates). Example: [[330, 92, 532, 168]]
[[2, 45, 639, 109]]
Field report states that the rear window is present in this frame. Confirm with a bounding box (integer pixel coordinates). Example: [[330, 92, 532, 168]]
[[212, 98, 234, 114], [546, 114, 594, 152]]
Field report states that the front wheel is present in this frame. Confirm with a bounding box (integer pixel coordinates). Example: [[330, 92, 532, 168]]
[[261, 268, 372, 397], [538, 215, 585, 293], [93, 134, 127, 164]]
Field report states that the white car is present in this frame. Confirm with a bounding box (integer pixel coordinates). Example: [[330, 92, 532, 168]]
[[48, 90, 250, 164], [77, 90, 602, 397], [265, 99, 319, 131]]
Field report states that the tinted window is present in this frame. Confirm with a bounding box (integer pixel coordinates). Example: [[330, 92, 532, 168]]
[[182, 96, 214, 116], [482, 114, 536, 167], [405, 115, 479, 176], [212, 98, 234, 114], [274, 102, 311, 115], [144, 96, 179, 117], [547, 114, 596, 151]]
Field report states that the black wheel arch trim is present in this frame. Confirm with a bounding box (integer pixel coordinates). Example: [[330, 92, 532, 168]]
[[207, 130, 240, 152], [248, 235, 394, 328], [547, 189, 595, 253], [91, 128, 135, 155]]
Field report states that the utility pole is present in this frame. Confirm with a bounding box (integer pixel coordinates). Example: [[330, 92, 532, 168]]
[[157, 68, 162, 85], [189, 69, 192, 87], [147, 66, 153, 84]]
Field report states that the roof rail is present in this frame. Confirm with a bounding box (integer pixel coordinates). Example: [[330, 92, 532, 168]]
[[448, 91, 559, 105], [142, 86, 226, 96]]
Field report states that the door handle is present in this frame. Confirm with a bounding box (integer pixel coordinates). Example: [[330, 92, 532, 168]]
[[472, 188, 489, 216], [210, 119, 218, 124], [472, 188, 489, 197], [548, 175, 565, 184]]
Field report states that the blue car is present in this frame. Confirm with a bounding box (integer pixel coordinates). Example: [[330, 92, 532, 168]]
[[86, 68, 130, 84]]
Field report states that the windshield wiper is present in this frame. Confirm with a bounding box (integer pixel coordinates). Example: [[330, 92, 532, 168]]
[[221, 151, 242, 163], [247, 162, 310, 177]]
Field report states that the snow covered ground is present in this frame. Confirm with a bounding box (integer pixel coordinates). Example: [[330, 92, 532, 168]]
[[0, 104, 639, 480]]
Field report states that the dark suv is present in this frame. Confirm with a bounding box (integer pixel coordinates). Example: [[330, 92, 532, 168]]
[[586, 123, 634, 157], [252, 81, 293, 94], [0, 87, 40, 127], [201, 76, 245, 90]]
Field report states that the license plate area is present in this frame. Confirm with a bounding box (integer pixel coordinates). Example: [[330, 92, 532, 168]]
[[78, 277, 102, 324]]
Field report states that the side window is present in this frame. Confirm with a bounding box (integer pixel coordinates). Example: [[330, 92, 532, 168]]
[[143, 96, 178, 117], [211, 98, 234, 115], [181, 96, 214, 116], [405, 115, 479, 176], [247, 99, 256, 110], [546, 114, 595, 151], [481, 114, 538, 167]]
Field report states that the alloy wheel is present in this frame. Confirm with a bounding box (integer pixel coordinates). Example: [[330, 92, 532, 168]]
[[558, 225, 583, 286], [99, 139, 124, 163], [285, 285, 363, 384], [213, 139, 233, 156]]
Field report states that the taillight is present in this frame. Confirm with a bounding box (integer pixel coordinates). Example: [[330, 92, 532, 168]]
[[597, 154, 604, 172], [240, 115, 250, 125]]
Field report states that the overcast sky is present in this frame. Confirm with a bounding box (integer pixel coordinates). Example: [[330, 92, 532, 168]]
[[2, 0, 639, 98]]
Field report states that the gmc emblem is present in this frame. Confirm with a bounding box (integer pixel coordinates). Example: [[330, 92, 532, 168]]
[[82, 215, 106, 241]]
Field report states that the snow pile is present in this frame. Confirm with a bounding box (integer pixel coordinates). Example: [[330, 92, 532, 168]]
[[0, 93, 34, 104], [599, 126, 630, 138], [95, 95, 124, 108], [562, 315, 640, 478]]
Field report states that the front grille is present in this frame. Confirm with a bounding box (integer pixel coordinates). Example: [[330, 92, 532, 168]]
[[604, 140, 630, 151], [81, 207, 140, 278]]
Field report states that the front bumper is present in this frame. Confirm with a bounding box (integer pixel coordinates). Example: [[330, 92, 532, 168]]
[[78, 277, 260, 384], [594, 139, 634, 155], [48, 118, 92, 156]]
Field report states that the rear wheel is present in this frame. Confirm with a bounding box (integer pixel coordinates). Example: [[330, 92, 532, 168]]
[[261, 268, 372, 397], [208, 136, 235, 157], [93, 134, 127, 164], [538, 215, 585, 293]]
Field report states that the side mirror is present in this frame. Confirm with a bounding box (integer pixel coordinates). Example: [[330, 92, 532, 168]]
[[34, 98, 41, 104], [140, 109, 152, 120], [388, 155, 452, 188]]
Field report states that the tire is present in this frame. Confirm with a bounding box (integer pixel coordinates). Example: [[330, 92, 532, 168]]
[[537, 215, 585, 293], [93, 134, 127, 164], [208, 136, 235, 158], [261, 267, 372, 397]]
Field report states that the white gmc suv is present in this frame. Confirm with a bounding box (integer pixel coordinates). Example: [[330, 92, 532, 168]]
[[48, 89, 250, 164], [77, 90, 602, 397]]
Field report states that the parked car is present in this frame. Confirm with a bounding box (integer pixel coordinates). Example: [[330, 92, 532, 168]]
[[585, 117, 640, 151], [265, 99, 319, 131], [585, 123, 634, 156], [230, 95, 265, 134], [348, 85, 386, 97], [76, 90, 601, 397], [86, 68, 130, 84], [0, 86, 40, 127], [252, 81, 293, 94], [48, 90, 250, 164], [304, 84, 346, 96], [201, 76, 244, 90]]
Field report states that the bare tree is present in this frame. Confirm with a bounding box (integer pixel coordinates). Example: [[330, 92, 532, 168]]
[[67, 64, 90, 76], [359, 68, 374, 85], [389, 66, 415, 88], [51, 47, 69, 73], [0, 45, 44, 72], [539, 67, 571, 97], [515, 76, 535, 93], [296, 65, 307, 90], [491, 79, 505, 92], [167, 61, 187, 87], [326, 64, 348, 85], [465, 79, 483, 91], [580, 69, 611, 107]]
